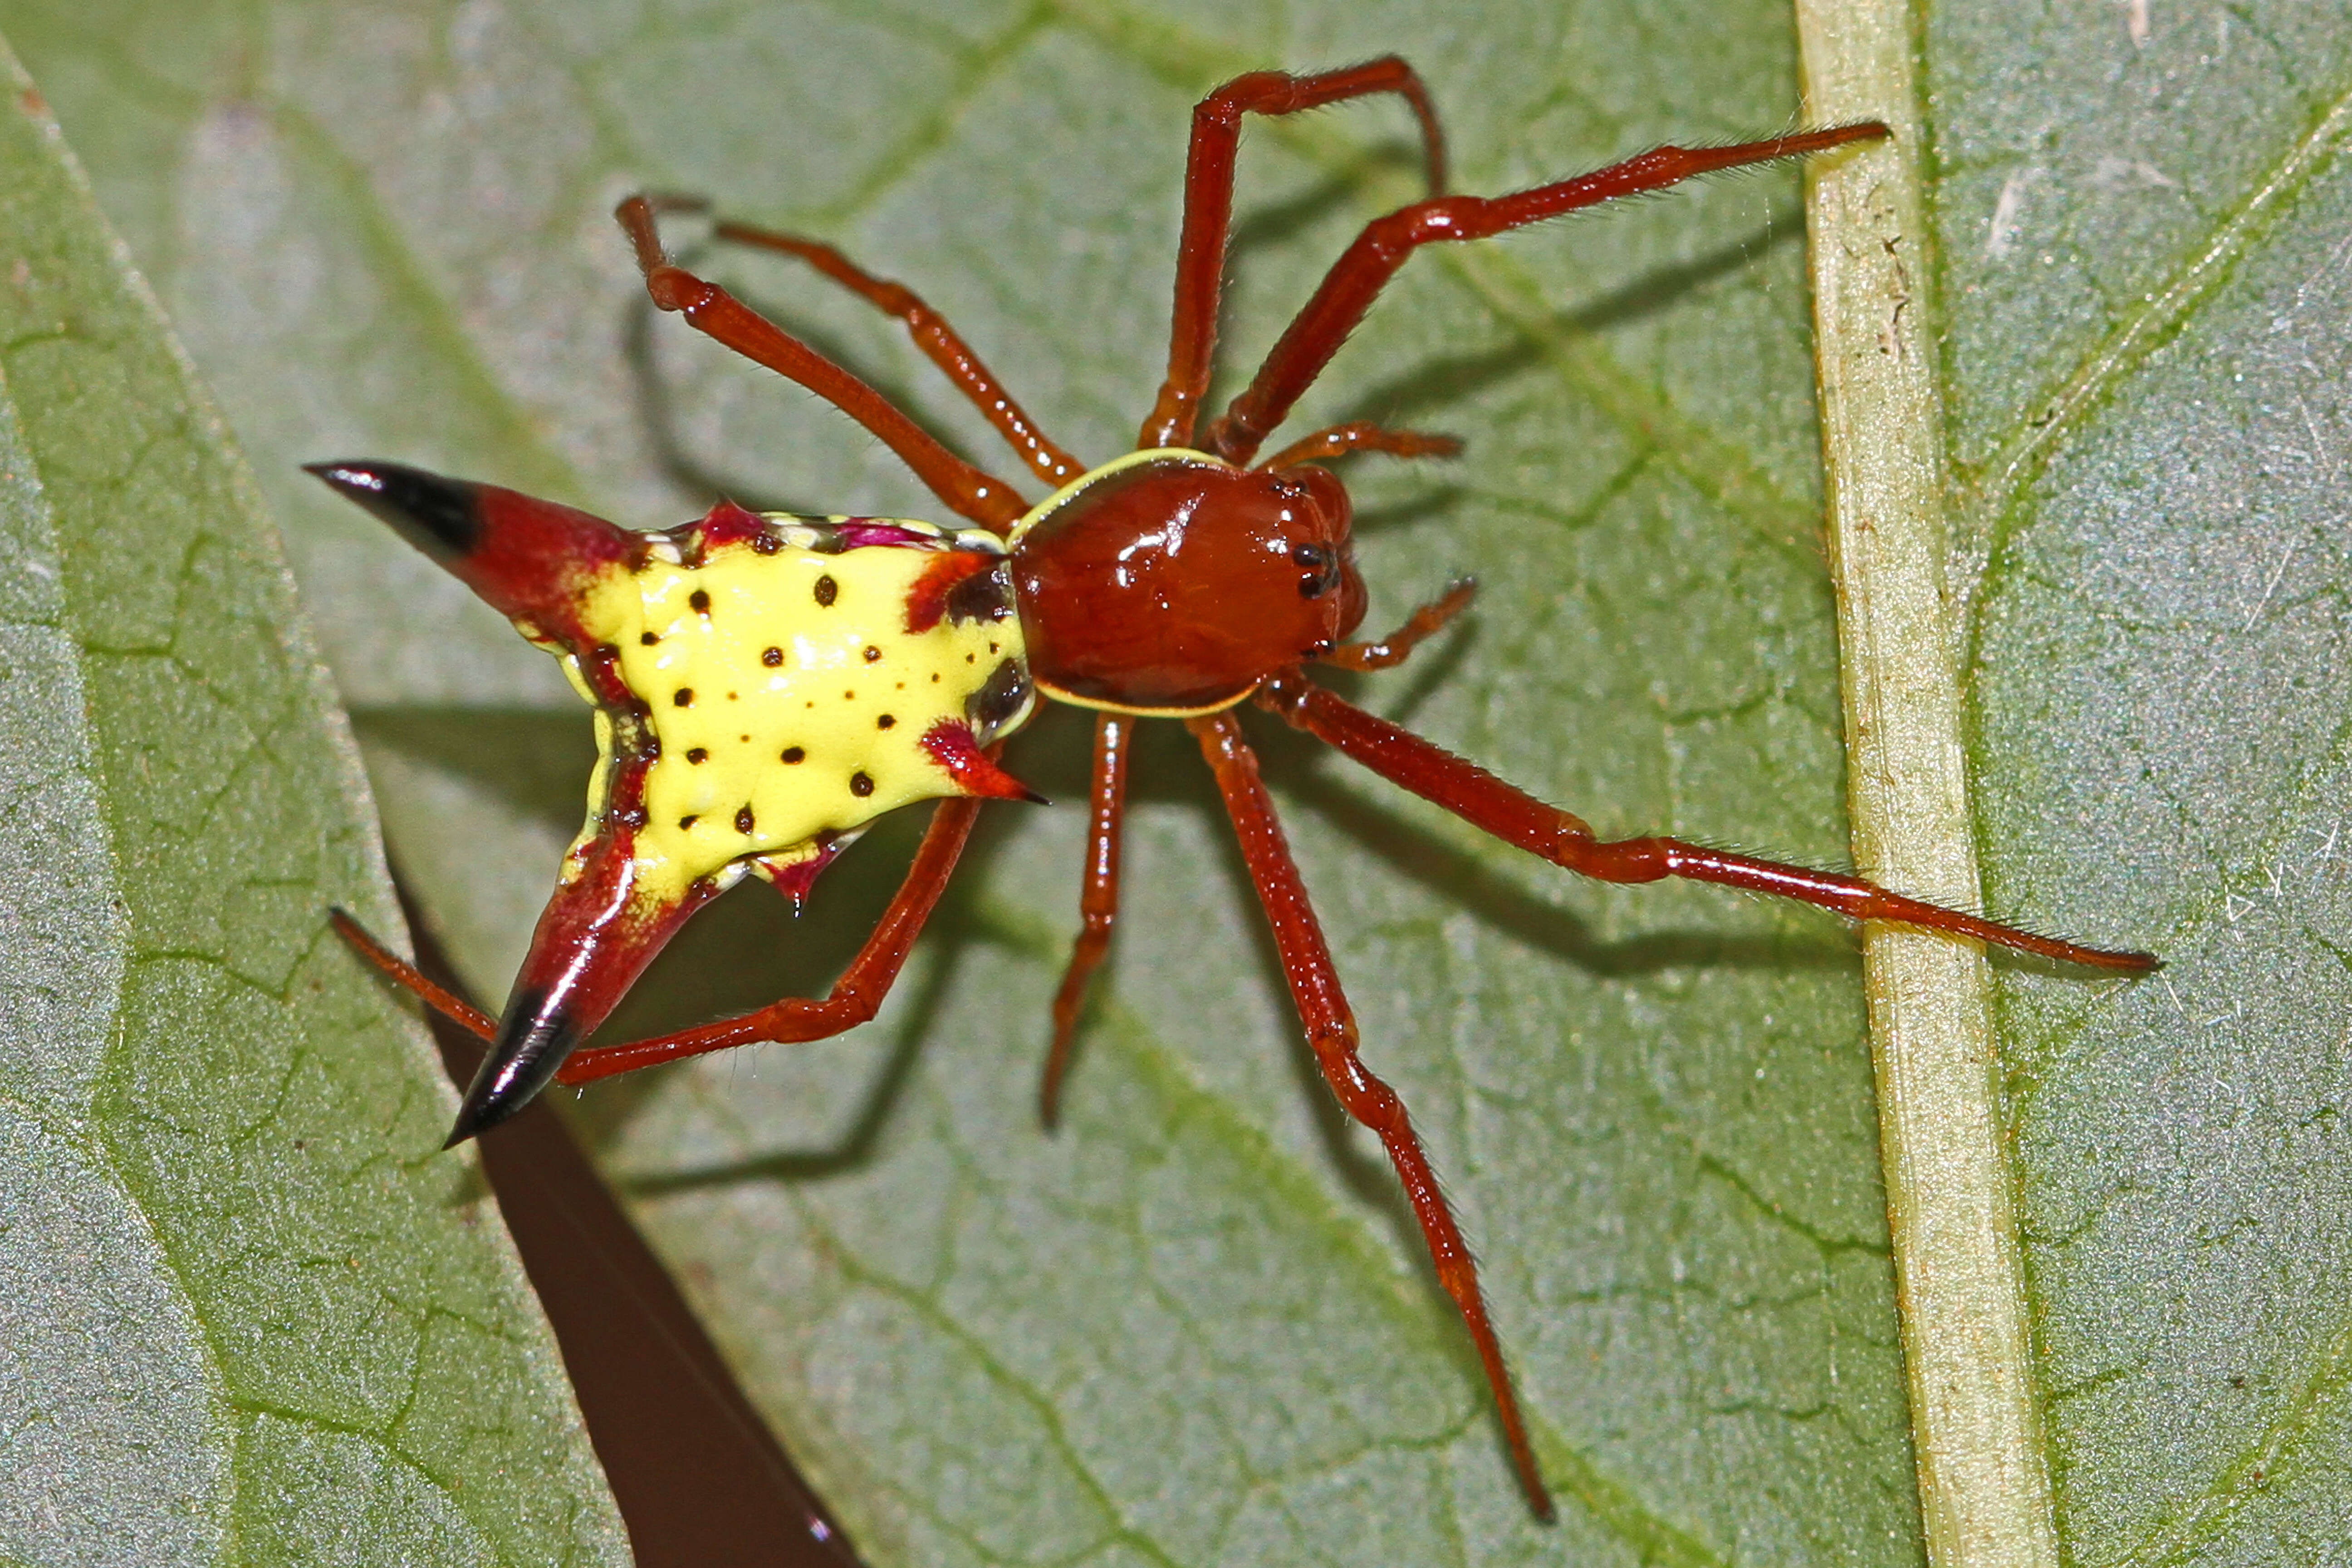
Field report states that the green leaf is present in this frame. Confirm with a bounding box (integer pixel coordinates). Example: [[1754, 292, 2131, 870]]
[[1937, 7, 2352, 1563], [8, 0, 2334, 1562], [0, 36, 625, 1568]]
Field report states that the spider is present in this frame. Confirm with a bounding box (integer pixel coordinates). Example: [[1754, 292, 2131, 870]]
[[318, 59, 2156, 1518]]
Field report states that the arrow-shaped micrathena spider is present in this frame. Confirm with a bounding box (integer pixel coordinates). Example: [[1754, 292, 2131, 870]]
[[318, 59, 2155, 1518]]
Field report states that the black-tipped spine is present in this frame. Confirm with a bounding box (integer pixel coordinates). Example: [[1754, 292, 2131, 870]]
[[444, 990, 581, 1146], [305, 460, 486, 564]]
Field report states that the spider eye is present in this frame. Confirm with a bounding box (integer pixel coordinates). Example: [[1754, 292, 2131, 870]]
[[1291, 542, 1341, 599]]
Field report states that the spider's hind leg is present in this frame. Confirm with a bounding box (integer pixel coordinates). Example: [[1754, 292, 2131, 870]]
[[616, 196, 1028, 532], [554, 798, 985, 1086], [642, 196, 1083, 488], [330, 908, 496, 1043]]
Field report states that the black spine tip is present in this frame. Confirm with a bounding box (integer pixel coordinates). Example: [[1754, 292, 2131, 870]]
[[442, 990, 581, 1147], [305, 459, 486, 563]]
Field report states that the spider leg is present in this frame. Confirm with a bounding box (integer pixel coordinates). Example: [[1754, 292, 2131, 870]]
[[1186, 710, 1553, 1520], [1042, 712, 1131, 1127], [1141, 59, 1447, 451], [643, 196, 1085, 488], [330, 908, 497, 1042], [554, 798, 983, 1086], [1259, 421, 1461, 471], [617, 196, 1027, 533], [1321, 580, 1477, 671], [1206, 122, 1889, 465], [1257, 672, 2161, 971]]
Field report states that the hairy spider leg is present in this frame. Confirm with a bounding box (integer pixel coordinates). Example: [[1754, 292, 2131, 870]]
[[643, 196, 1086, 488], [1040, 712, 1131, 1127], [1206, 122, 1890, 465], [1141, 57, 1447, 450], [617, 196, 1029, 532], [1187, 710, 1553, 1519], [1256, 672, 2161, 972]]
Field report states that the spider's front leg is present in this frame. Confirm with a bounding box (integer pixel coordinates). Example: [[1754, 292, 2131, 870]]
[[1321, 580, 1477, 671], [1141, 58, 1448, 450], [1205, 123, 1889, 465], [1258, 421, 1461, 472], [1186, 710, 1554, 1520]]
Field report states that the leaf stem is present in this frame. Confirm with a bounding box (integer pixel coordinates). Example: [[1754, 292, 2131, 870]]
[[1794, 5, 2061, 1566]]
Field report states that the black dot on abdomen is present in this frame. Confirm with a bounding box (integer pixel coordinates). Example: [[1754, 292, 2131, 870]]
[[850, 772, 875, 798], [813, 574, 838, 607], [735, 806, 755, 834]]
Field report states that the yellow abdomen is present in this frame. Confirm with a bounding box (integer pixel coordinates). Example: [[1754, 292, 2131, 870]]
[[556, 514, 1034, 905]]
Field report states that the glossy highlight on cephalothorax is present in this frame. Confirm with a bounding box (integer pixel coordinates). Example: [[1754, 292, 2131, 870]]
[[320, 61, 2157, 1522]]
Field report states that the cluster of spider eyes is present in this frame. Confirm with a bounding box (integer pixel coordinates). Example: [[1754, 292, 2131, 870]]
[[1291, 542, 1340, 598]]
